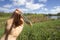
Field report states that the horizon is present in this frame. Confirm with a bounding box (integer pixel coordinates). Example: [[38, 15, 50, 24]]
[[0, 0, 60, 14]]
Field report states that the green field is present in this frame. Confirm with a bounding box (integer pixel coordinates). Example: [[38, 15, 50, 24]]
[[0, 14, 60, 40]]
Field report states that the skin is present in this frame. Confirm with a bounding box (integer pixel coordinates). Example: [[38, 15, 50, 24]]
[[1, 18, 24, 40], [0, 9, 25, 40], [0, 9, 32, 40]]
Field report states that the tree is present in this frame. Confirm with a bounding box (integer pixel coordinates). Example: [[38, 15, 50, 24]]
[[57, 12, 60, 16]]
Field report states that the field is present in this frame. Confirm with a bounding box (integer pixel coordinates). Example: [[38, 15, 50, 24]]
[[0, 14, 60, 40]]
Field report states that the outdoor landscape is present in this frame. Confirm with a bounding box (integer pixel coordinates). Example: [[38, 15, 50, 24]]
[[0, 0, 60, 40], [0, 12, 60, 40]]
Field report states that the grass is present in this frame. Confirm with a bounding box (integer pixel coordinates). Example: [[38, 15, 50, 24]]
[[0, 14, 60, 40], [17, 20, 60, 40]]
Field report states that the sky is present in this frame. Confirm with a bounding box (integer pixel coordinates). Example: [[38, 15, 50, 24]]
[[0, 0, 60, 14]]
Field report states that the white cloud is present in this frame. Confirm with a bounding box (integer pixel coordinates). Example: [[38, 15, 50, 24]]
[[10, 0, 34, 6], [0, 7, 8, 11], [0, 6, 25, 13], [39, 0, 47, 3], [3, 4, 12, 8], [21, 8, 29, 12], [44, 8, 48, 11], [0, 0, 46, 13], [50, 6, 60, 13], [0, 6, 17, 13], [9, 0, 45, 11], [41, 7, 48, 11], [0, 4, 13, 13], [26, 2, 45, 10], [10, 0, 27, 6], [40, 6, 60, 14], [0, 7, 9, 13]]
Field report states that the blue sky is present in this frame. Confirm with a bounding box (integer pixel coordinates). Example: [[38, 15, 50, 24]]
[[0, 0, 60, 14]]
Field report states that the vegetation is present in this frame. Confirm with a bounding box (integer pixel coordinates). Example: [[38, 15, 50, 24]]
[[57, 13, 60, 16], [0, 13, 60, 40]]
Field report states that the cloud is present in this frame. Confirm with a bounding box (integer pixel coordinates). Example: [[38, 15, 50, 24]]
[[0, 0, 45, 13], [10, 0, 45, 10], [50, 6, 60, 13], [9, 0, 45, 12], [10, 0, 27, 6], [0, 7, 9, 12], [0, 6, 16, 13], [21, 8, 29, 12], [0, 6, 27, 13], [26, 2, 45, 10], [41, 7, 48, 11], [3, 4, 12, 8], [39, 0, 47, 3], [0, 4, 14, 13], [40, 6, 60, 14], [10, 0, 35, 6]]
